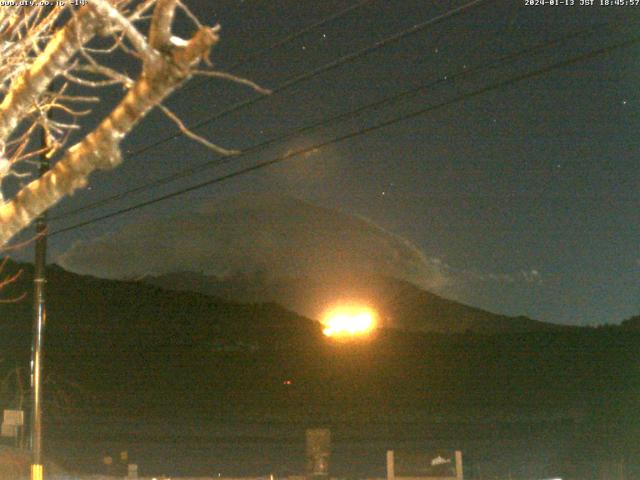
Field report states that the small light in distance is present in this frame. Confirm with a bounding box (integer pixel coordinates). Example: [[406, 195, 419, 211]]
[[321, 304, 377, 338]]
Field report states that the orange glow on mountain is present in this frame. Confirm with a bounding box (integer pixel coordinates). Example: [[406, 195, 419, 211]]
[[321, 304, 377, 338]]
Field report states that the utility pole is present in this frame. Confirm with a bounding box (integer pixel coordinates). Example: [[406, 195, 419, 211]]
[[30, 122, 50, 480]]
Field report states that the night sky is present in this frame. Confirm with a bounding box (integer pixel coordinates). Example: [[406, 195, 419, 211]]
[[12, 0, 639, 326]]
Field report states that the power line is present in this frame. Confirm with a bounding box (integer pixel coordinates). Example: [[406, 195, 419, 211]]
[[176, 0, 375, 97], [51, 0, 493, 221], [49, 2, 378, 223], [115, 0, 493, 159], [50, 21, 627, 221], [50, 34, 640, 237]]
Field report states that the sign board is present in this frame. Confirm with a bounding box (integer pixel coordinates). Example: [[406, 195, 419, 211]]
[[1, 410, 24, 438], [387, 450, 463, 480], [3, 409, 24, 426]]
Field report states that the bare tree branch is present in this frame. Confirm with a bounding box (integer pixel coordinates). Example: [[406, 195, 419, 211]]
[[158, 104, 239, 156], [0, 6, 100, 146], [193, 69, 272, 95], [88, 0, 159, 64], [0, 256, 24, 303], [0, 1, 260, 248], [150, 0, 177, 49], [0, 13, 221, 245]]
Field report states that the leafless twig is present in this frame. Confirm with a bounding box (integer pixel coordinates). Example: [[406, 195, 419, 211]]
[[193, 69, 272, 95], [158, 104, 240, 156]]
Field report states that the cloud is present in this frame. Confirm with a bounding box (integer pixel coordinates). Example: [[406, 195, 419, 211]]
[[58, 193, 450, 290], [433, 262, 544, 287]]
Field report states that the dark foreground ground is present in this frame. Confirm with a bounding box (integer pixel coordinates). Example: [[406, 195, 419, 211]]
[[0, 264, 638, 478]]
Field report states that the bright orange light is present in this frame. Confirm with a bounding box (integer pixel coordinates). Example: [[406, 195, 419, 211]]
[[321, 305, 377, 338]]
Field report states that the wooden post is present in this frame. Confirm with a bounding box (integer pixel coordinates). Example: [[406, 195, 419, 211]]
[[386, 450, 395, 480], [455, 450, 463, 479]]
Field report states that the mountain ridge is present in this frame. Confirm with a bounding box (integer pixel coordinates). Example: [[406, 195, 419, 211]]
[[0, 259, 638, 478], [143, 270, 569, 334]]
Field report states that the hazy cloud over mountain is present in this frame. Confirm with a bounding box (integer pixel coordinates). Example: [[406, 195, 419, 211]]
[[58, 194, 449, 290]]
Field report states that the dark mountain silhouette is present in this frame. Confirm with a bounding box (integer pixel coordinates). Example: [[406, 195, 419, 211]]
[[621, 314, 640, 329], [144, 271, 567, 334], [0, 260, 638, 479]]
